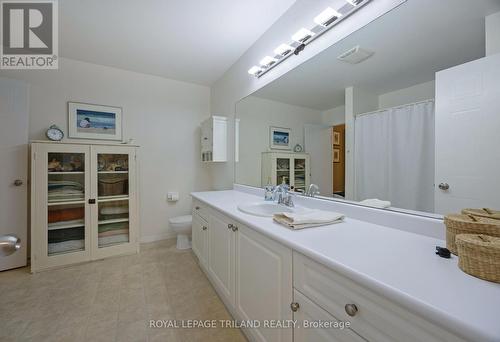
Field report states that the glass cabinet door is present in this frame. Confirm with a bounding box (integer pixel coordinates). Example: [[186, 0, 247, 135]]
[[276, 157, 290, 185], [293, 158, 306, 192], [96, 153, 130, 248], [47, 152, 86, 256]]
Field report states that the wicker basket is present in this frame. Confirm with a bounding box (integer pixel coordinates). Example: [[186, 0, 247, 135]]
[[456, 234, 500, 283], [98, 178, 128, 196], [461, 208, 500, 220], [444, 214, 500, 255]]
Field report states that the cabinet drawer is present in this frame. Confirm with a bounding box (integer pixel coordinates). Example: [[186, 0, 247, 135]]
[[294, 290, 366, 342], [192, 199, 208, 221], [293, 252, 464, 342]]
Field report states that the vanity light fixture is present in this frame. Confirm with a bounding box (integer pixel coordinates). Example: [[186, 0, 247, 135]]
[[260, 56, 278, 67], [248, 0, 371, 78], [274, 43, 294, 57], [292, 28, 315, 43], [248, 66, 263, 76], [314, 7, 342, 27]]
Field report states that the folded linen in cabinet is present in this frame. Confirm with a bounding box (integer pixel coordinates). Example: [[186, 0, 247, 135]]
[[98, 229, 129, 238], [273, 209, 344, 230], [358, 198, 391, 208]]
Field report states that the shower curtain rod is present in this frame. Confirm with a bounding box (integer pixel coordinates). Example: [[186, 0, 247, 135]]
[[355, 98, 435, 118]]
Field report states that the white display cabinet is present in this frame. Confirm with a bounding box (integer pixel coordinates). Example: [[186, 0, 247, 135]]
[[30, 141, 139, 272], [201, 116, 227, 162], [261, 152, 310, 193]]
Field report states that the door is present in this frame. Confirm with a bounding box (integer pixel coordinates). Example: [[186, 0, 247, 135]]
[[32, 143, 91, 271], [435, 54, 500, 214], [208, 212, 235, 305], [304, 124, 332, 196], [192, 212, 208, 268], [293, 290, 366, 342], [0, 78, 28, 271], [91, 146, 138, 259], [235, 224, 292, 342], [332, 124, 346, 197]]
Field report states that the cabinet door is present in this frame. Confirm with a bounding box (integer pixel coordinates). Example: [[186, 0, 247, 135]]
[[276, 157, 291, 186], [208, 212, 235, 305], [32, 143, 91, 271], [293, 290, 366, 342], [293, 157, 307, 193], [90, 146, 138, 259], [192, 212, 208, 269], [235, 224, 293, 342]]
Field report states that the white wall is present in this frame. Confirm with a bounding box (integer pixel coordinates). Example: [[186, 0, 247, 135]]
[[0, 58, 211, 243], [486, 11, 500, 56], [321, 105, 346, 126], [210, 0, 406, 190], [378, 80, 435, 109], [235, 96, 322, 187]]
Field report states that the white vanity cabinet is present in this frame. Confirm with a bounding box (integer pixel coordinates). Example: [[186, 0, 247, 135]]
[[192, 203, 293, 342], [207, 211, 236, 305], [235, 223, 293, 342], [293, 252, 465, 342]]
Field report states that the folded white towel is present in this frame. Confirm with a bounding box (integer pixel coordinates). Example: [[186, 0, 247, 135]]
[[358, 198, 391, 208], [273, 209, 344, 230]]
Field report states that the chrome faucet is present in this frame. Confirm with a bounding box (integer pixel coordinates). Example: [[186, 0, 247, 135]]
[[305, 184, 320, 197], [273, 183, 295, 207]]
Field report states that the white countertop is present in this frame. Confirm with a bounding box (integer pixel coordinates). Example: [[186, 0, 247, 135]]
[[191, 189, 500, 342]]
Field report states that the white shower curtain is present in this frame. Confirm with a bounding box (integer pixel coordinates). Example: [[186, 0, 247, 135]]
[[354, 100, 435, 212]]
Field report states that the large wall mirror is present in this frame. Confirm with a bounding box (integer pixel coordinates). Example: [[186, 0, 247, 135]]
[[235, 0, 500, 217]]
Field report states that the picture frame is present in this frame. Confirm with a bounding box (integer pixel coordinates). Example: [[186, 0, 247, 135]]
[[270, 126, 291, 150], [333, 148, 340, 163], [333, 131, 341, 146], [68, 102, 123, 141]]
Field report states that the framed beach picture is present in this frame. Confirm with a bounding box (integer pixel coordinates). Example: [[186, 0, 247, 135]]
[[270, 126, 291, 150], [68, 102, 123, 141]]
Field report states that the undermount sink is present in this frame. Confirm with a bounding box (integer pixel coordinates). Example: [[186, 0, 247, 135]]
[[238, 201, 298, 217]]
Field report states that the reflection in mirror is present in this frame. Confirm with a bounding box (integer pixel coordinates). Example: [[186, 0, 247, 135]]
[[235, 0, 500, 216]]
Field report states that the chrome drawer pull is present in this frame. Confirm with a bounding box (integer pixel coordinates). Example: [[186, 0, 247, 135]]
[[290, 302, 300, 312], [345, 303, 358, 317]]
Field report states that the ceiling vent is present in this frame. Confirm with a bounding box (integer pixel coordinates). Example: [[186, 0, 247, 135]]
[[337, 46, 374, 64]]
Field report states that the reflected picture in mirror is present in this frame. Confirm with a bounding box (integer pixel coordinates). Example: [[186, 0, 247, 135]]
[[235, 0, 500, 217]]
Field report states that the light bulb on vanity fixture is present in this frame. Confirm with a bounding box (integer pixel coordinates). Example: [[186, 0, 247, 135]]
[[314, 7, 342, 27], [248, 66, 263, 76], [259, 56, 278, 68], [292, 28, 315, 43], [346, 0, 364, 6], [274, 44, 293, 57]]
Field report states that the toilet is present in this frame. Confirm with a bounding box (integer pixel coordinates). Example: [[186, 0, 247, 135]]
[[169, 215, 192, 250]]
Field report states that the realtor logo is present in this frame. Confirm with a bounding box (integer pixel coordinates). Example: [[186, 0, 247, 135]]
[[1, 0, 58, 69]]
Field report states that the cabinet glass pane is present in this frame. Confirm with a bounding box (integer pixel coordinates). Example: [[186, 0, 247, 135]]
[[97, 153, 130, 248], [98, 200, 129, 248], [276, 158, 290, 185], [294, 159, 306, 191], [47, 153, 86, 256], [48, 203, 85, 256]]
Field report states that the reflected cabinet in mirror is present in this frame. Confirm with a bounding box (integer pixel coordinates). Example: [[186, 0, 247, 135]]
[[235, 0, 500, 217]]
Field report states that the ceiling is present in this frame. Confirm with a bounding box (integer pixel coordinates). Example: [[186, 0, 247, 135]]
[[59, 0, 297, 86], [251, 0, 500, 110]]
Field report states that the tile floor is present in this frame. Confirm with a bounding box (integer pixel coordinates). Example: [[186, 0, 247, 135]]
[[0, 240, 247, 342]]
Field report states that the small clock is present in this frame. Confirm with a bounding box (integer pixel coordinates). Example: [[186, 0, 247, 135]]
[[46, 125, 64, 141], [293, 144, 303, 153]]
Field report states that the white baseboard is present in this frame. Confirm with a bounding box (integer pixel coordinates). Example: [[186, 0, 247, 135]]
[[140, 232, 176, 243]]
